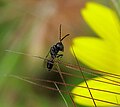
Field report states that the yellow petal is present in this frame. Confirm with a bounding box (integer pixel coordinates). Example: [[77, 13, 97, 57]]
[[70, 2, 120, 106], [72, 76, 120, 106], [81, 2, 120, 44], [71, 37, 120, 74]]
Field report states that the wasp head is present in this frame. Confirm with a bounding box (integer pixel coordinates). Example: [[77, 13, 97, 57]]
[[56, 42, 64, 51]]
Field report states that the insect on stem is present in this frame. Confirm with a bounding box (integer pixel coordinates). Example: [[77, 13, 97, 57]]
[[45, 24, 76, 106]]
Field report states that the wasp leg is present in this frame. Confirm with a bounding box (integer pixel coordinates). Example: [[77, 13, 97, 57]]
[[56, 54, 63, 58], [45, 51, 50, 58]]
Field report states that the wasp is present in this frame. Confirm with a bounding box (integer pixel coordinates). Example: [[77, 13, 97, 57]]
[[46, 24, 69, 71]]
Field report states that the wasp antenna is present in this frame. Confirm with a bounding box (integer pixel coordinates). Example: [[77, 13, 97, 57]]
[[60, 34, 70, 42], [59, 24, 62, 41]]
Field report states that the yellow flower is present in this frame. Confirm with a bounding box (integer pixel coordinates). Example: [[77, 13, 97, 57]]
[[71, 2, 120, 106], [72, 2, 120, 74], [72, 75, 120, 106]]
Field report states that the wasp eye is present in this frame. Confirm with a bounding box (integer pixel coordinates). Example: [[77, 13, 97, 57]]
[[56, 42, 64, 51]]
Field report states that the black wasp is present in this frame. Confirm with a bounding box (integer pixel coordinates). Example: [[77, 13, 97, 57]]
[[46, 24, 69, 71]]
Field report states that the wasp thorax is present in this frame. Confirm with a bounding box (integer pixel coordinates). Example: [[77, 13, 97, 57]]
[[55, 42, 64, 51]]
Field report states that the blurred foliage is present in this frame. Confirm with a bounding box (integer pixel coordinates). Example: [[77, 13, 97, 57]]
[[0, 0, 118, 107]]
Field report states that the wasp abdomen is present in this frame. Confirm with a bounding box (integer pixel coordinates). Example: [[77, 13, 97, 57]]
[[47, 59, 54, 71]]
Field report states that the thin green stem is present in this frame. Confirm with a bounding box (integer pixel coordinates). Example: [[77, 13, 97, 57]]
[[71, 47, 97, 107], [54, 82, 69, 107], [56, 63, 76, 107]]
